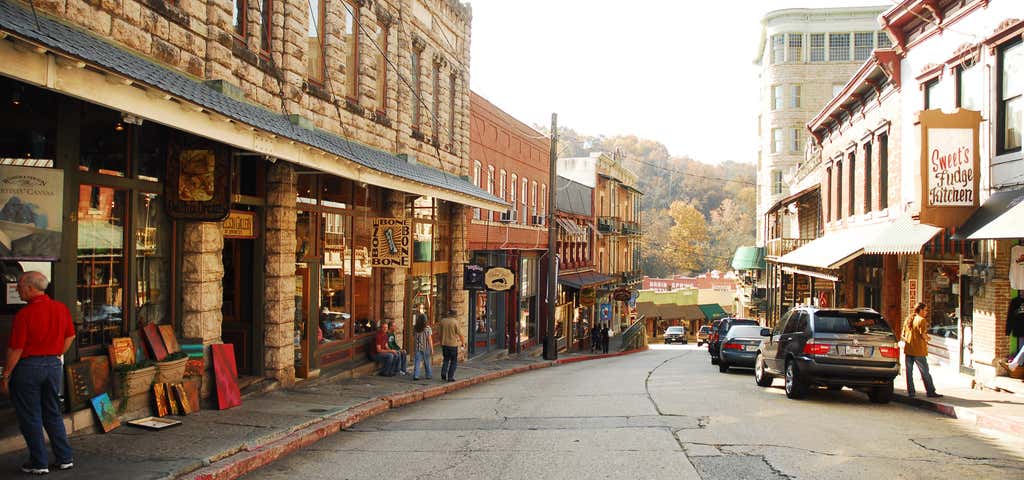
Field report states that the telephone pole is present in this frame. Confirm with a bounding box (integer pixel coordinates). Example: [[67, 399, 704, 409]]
[[544, 113, 559, 360]]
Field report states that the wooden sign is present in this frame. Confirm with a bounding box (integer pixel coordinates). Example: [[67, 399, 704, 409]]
[[370, 218, 411, 267], [580, 287, 596, 306], [165, 137, 231, 221], [612, 288, 631, 302], [211, 344, 241, 410], [223, 210, 257, 239], [918, 109, 981, 228], [485, 267, 515, 291]]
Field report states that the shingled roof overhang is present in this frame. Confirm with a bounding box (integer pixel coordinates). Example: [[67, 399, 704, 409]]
[[0, 1, 507, 211]]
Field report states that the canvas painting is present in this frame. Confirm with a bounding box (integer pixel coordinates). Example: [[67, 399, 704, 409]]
[[166, 384, 180, 416], [65, 362, 95, 412], [184, 358, 203, 378], [153, 383, 169, 417], [108, 337, 135, 367], [90, 393, 120, 433], [183, 381, 201, 413], [173, 383, 194, 414], [158, 324, 180, 354], [81, 355, 111, 396], [142, 324, 168, 361], [211, 344, 241, 410]]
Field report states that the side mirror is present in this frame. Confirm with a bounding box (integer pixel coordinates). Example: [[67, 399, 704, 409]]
[[760, 328, 771, 337]]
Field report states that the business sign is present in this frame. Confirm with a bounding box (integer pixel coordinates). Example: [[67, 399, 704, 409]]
[[485, 267, 515, 291], [463, 264, 485, 290], [0, 165, 63, 260], [223, 210, 257, 239], [599, 303, 612, 321], [612, 288, 631, 302], [580, 287, 596, 306], [165, 139, 231, 221], [918, 109, 981, 228], [370, 218, 410, 267], [908, 279, 918, 308]]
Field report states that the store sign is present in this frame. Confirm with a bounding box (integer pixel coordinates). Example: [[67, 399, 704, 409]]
[[370, 218, 411, 267], [223, 210, 257, 239], [485, 267, 515, 291], [612, 288, 631, 302], [580, 287, 596, 305], [918, 109, 981, 228], [599, 303, 612, 321], [166, 142, 231, 221], [908, 279, 918, 308], [463, 264, 485, 290], [0, 165, 63, 260]]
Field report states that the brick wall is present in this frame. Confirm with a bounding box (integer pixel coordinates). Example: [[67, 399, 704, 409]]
[[973, 239, 1014, 380]]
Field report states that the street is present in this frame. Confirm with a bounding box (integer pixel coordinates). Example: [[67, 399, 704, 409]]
[[242, 345, 1024, 480]]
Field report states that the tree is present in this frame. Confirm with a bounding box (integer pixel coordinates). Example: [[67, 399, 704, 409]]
[[666, 201, 709, 274], [706, 198, 755, 271], [639, 208, 674, 277]]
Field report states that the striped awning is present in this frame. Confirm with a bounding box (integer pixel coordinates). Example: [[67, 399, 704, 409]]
[[555, 217, 586, 236], [863, 216, 941, 254], [775, 223, 886, 270]]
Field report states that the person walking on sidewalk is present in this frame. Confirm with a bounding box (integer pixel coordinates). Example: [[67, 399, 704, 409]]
[[903, 302, 942, 398], [412, 305, 433, 380], [1, 272, 75, 475], [590, 322, 601, 353], [600, 323, 610, 354], [439, 312, 464, 382]]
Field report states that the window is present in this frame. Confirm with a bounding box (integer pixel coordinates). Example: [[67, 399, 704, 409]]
[[232, 0, 246, 40], [810, 33, 825, 62], [787, 34, 803, 62], [260, 0, 272, 55], [771, 85, 783, 110], [510, 173, 517, 209], [472, 161, 481, 219], [411, 48, 422, 128], [432, 60, 441, 141], [499, 169, 507, 200], [825, 167, 832, 222], [790, 128, 800, 152], [540, 184, 547, 219], [864, 142, 873, 212], [486, 166, 494, 194], [847, 151, 856, 217], [829, 33, 850, 61], [924, 78, 940, 109], [343, 1, 361, 99], [531, 181, 538, 218], [832, 84, 845, 98], [449, 73, 457, 147], [836, 160, 843, 219], [957, 63, 981, 110], [790, 85, 801, 108], [521, 177, 528, 223], [854, 32, 874, 61], [879, 133, 888, 209], [877, 31, 892, 49], [772, 169, 783, 195], [771, 34, 785, 64], [376, 23, 389, 112], [771, 128, 783, 154], [305, 0, 325, 84], [998, 40, 1023, 153]]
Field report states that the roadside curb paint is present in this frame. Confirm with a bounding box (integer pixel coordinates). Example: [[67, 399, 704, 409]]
[[893, 394, 1024, 438]]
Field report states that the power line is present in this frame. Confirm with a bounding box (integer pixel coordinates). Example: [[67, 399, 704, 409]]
[[624, 157, 756, 186]]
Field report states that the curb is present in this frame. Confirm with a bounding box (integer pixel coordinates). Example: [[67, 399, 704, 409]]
[[893, 394, 1024, 438], [181, 349, 644, 480]]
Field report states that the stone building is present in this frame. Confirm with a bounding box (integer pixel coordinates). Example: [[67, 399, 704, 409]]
[[0, 0, 504, 433]]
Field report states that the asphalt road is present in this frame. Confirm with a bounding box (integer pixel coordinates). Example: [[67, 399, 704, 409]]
[[243, 344, 1024, 480]]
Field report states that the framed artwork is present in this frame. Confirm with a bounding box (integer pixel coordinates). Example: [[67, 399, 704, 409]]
[[81, 355, 111, 396], [90, 393, 120, 433], [65, 362, 95, 412], [211, 344, 241, 410], [142, 324, 168, 361], [166, 385, 180, 416], [108, 337, 135, 367], [127, 416, 181, 430], [158, 324, 180, 354], [153, 383, 169, 417]]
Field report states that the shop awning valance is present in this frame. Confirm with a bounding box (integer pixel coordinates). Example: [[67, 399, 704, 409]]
[[698, 304, 728, 321], [863, 216, 941, 254], [968, 199, 1024, 239], [0, 1, 506, 211], [555, 217, 586, 236], [731, 246, 766, 271], [774, 223, 886, 270], [558, 271, 617, 289], [779, 266, 839, 282], [950, 189, 1024, 240]]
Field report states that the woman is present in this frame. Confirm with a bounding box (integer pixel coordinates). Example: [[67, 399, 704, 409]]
[[903, 302, 941, 398], [412, 306, 433, 380]]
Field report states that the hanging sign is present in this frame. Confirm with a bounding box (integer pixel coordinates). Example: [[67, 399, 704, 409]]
[[580, 287, 596, 306], [612, 288, 631, 302], [599, 303, 612, 321], [463, 264, 485, 290], [0, 165, 63, 260], [484, 267, 515, 291], [223, 210, 257, 239], [165, 139, 231, 221], [918, 109, 981, 228], [370, 218, 411, 267]]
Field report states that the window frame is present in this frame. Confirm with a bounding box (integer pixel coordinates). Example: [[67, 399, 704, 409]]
[[847, 150, 856, 217], [305, 0, 326, 85], [879, 132, 888, 210], [997, 39, 1023, 155], [787, 33, 803, 62], [863, 141, 873, 213], [853, 31, 874, 61], [233, 0, 247, 44], [771, 84, 783, 110], [376, 22, 389, 113], [411, 48, 422, 129], [809, 33, 825, 62], [344, 0, 361, 101], [790, 84, 801, 108], [259, 0, 273, 57], [789, 128, 800, 153], [771, 128, 782, 154], [828, 33, 851, 62]]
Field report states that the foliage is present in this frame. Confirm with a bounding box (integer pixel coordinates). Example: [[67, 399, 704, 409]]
[[666, 201, 709, 273], [162, 351, 188, 362]]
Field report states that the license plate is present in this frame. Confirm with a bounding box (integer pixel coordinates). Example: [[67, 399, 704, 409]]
[[745, 345, 758, 352], [845, 346, 865, 356]]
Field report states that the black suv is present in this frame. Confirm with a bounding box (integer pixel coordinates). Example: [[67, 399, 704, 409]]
[[753, 307, 900, 403], [708, 317, 758, 365]]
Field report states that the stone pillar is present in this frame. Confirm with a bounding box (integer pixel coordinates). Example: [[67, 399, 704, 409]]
[[181, 221, 224, 398], [381, 190, 408, 345], [264, 162, 297, 386], [450, 203, 469, 359]]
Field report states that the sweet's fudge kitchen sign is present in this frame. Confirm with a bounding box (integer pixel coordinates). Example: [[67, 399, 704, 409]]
[[0, 165, 63, 260]]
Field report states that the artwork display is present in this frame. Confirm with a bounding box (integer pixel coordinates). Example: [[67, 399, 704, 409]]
[[0, 165, 64, 260], [370, 218, 410, 267], [183, 381, 200, 414], [173, 383, 194, 415], [153, 383, 169, 417], [90, 393, 120, 433], [108, 337, 135, 367], [142, 324, 168, 361], [65, 362, 95, 412], [81, 355, 111, 396], [166, 384, 180, 416], [211, 344, 241, 410], [165, 141, 231, 221], [127, 416, 181, 430], [158, 324, 180, 354]]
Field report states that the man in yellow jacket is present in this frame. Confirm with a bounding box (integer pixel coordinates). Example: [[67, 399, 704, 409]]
[[903, 302, 942, 398]]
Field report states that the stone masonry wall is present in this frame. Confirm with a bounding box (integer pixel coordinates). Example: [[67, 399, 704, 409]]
[[381, 190, 408, 345], [264, 162, 297, 386], [181, 222, 225, 398]]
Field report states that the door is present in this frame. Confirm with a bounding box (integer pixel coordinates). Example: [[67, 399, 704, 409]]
[[959, 275, 974, 373], [764, 310, 791, 372], [777, 311, 809, 369], [222, 238, 257, 376]]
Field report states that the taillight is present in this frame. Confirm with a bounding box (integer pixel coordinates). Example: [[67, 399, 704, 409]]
[[879, 346, 899, 358], [802, 341, 832, 355], [723, 342, 743, 350]]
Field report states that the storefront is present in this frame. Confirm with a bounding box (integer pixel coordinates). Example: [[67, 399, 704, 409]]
[[468, 251, 507, 356]]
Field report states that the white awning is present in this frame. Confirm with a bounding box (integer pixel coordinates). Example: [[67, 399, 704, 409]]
[[556, 217, 586, 236], [968, 200, 1024, 239], [779, 266, 839, 282], [775, 223, 886, 270], [863, 216, 942, 254]]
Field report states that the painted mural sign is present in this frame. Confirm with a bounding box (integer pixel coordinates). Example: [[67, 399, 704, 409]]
[[918, 109, 981, 228], [370, 218, 410, 267], [165, 138, 231, 221], [0, 165, 63, 260]]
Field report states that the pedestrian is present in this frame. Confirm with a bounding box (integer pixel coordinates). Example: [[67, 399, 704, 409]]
[[902, 302, 942, 398], [1, 271, 75, 475], [374, 322, 399, 376], [439, 311, 464, 382], [386, 321, 409, 375], [412, 305, 433, 381], [601, 323, 610, 354], [590, 322, 601, 353]]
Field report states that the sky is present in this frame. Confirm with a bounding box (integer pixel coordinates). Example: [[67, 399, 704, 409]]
[[468, 0, 892, 164]]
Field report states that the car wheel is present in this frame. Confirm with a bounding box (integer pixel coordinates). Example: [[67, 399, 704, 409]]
[[718, 360, 729, 373], [868, 383, 894, 404], [784, 361, 808, 399], [682, 340, 688, 345], [754, 353, 773, 387]]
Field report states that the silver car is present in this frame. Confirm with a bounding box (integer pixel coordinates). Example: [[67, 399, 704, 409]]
[[718, 325, 765, 373]]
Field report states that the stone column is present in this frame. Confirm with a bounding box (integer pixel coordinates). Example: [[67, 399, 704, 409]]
[[381, 190, 408, 344], [264, 162, 297, 386], [181, 222, 224, 398], [449, 203, 469, 359]]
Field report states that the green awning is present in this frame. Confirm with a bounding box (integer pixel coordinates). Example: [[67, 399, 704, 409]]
[[731, 246, 765, 271], [698, 304, 728, 321]]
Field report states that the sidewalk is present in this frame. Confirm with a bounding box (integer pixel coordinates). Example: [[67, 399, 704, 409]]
[[893, 362, 1024, 438], [0, 347, 642, 480]]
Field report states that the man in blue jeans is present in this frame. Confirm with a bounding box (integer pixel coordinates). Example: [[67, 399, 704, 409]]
[[1, 272, 75, 475], [439, 313, 464, 382]]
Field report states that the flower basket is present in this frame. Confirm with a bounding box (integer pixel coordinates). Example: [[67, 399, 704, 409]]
[[154, 355, 188, 384]]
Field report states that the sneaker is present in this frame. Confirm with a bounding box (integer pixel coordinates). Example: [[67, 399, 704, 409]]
[[907, 392, 916, 398], [926, 392, 943, 398], [21, 464, 49, 475], [57, 461, 73, 471]]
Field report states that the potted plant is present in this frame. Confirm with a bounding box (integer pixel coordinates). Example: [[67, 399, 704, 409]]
[[155, 351, 189, 384], [113, 360, 155, 412]]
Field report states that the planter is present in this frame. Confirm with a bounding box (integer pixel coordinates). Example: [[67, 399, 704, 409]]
[[113, 365, 156, 399], [154, 356, 188, 384]]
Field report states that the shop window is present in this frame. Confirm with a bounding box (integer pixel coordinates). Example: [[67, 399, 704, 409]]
[[76, 187, 127, 353], [0, 81, 56, 160], [79, 108, 127, 177], [925, 262, 959, 340], [134, 192, 170, 326], [320, 213, 351, 343], [998, 39, 1023, 154], [136, 123, 166, 183]]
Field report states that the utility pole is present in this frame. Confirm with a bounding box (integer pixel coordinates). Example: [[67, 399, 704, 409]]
[[544, 113, 559, 360]]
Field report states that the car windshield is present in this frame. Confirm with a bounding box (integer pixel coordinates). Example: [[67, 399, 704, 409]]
[[814, 311, 892, 334], [699, 326, 710, 333], [726, 325, 764, 338], [666, 327, 684, 334]]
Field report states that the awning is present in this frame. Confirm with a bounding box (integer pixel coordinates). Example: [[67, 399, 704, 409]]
[[775, 223, 886, 270], [863, 216, 941, 254], [558, 271, 617, 289], [952, 189, 1024, 240], [0, 1, 506, 211], [779, 266, 839, 282], [555, 217, 586, 236], [968, 200, 1024, 239], [698, 304, 728, 321], [731, 246, 766, 270]]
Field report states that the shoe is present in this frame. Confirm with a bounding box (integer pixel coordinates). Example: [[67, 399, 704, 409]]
[[57, 461, 73, 471], [926, 393, 943, 398], [399, 371, 408, 376], [413, 377, 420, 381], [21, 464, 49, 475], [426, 376, 432, 380], [907, 392, 916, 398]]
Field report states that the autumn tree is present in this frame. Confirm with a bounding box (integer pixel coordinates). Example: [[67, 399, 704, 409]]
[[706, 198, 755, 271], [666, 201, 709, 274]]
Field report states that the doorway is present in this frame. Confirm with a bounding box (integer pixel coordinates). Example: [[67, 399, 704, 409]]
[[222, 238, 260, 377], [469, 290, 505, 356]]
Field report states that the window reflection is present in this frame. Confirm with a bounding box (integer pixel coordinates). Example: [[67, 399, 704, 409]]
[[135, 192, 169, 326], [76, 186, 126, 352]]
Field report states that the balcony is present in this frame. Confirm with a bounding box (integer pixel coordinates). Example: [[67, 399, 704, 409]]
[[620, 221, 642, 235], [597, 217, 621, 234], [765, 237, 812, 258]]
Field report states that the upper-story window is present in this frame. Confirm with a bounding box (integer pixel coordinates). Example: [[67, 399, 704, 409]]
[[772, 169, 783, 195], [877, 32, 893, 49], [771, 85, 783, 110], [531, 181, 538, 218], [540, 184, 547, 219], [790, 85, 801, 108], [924, 77, 949, 110], [789, 128, 800, 153], [510, 173, 518, 209], [499, 169, 507, 200], [957, 63, 981, 111], [853, 32, 874, 61], [305, 0, 325, 84], [771, 34, 785, 64], [473, 161, 482, 220], [825, 166, 833, 222], [847, 151, 856, 217], [411, 47, 422, 129], [232, 0, 247, 43], [998, 39, 1023, 154], [449, 73, 458, 148], [829, 33, 850, 62], [771, 128, 783, 154], [810, 33, 826, 62], [879, 133, 889, 209], [788, 34, 803, 62], [432, 59, 441, 141], [836, 160, 844, 219], [376, 23, 389, 113], [863, 141, 873, 213], [260, 0, 272, 56], [344, 1, 360, 100], [832, 84, 845, 98], [521, 178, 528, 223]]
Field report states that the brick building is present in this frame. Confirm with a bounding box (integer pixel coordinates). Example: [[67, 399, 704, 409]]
[[0, 0, 505, 432]]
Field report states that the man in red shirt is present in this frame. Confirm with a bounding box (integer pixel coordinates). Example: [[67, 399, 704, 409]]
[[374, 322, 398, 376], [1, 271, 75, 475]]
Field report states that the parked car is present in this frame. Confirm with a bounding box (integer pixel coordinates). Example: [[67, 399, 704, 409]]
[[753, 307, 899, 403], [709, 317, 758, 365], [718, 325, 767, 373], [663, 326, 687, 344], [697, 325, 712, 346]]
